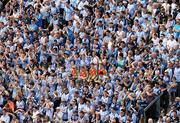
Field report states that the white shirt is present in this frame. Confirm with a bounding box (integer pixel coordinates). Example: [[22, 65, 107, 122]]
[[16, 100, 25, 109], [64, 6, 73, 21], [118, 91, 126, 102], [51, 7, 58, 15], [92, 56, 99, 64], [132, 113, 137, 123], [174, 67, 180, 82], [0, 114, 10, 123], [40, 5, 49, 16], [152, 37, 160, 46], [40, 36, 46, 45], [13, 36, 23, 44], [55, 0, 61, 8], [23, 43, 32, 50], [101, 96, 109, 104], [78, 1, 88, 10], [108, 41, 113, 51], [135, 90, 141, 99], [61, 93, 69, 102], [134, 55, 141, 62], [99, 110, 108, 121], [78, 103, 85, 111], [162, 38, 168, 47], [127, 4, 134, 12], [0, 16, 7, 25], [70, 0, 79, 7], [116, 30, 125, 39], [166, 39, 178, 50], [171, 3, 177, 15], [176, 13, 180, 20], [84, 105, 91, 113], [109, 112, 119, 121], [162, 3, 170, 15]]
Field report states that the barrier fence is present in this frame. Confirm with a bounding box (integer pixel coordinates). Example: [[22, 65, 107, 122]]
[[144, 93, 165, 123]]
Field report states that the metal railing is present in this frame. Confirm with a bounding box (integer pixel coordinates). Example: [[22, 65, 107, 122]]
[[144, 93, 163, 123]]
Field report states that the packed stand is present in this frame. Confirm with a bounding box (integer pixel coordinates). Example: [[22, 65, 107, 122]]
[[0, 0, 180, 122]]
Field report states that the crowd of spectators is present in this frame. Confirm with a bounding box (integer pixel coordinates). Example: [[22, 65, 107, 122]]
[[0, 0, 179, 122]]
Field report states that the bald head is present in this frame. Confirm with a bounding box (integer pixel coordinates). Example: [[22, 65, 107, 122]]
[[148, 118, 153, 123]]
